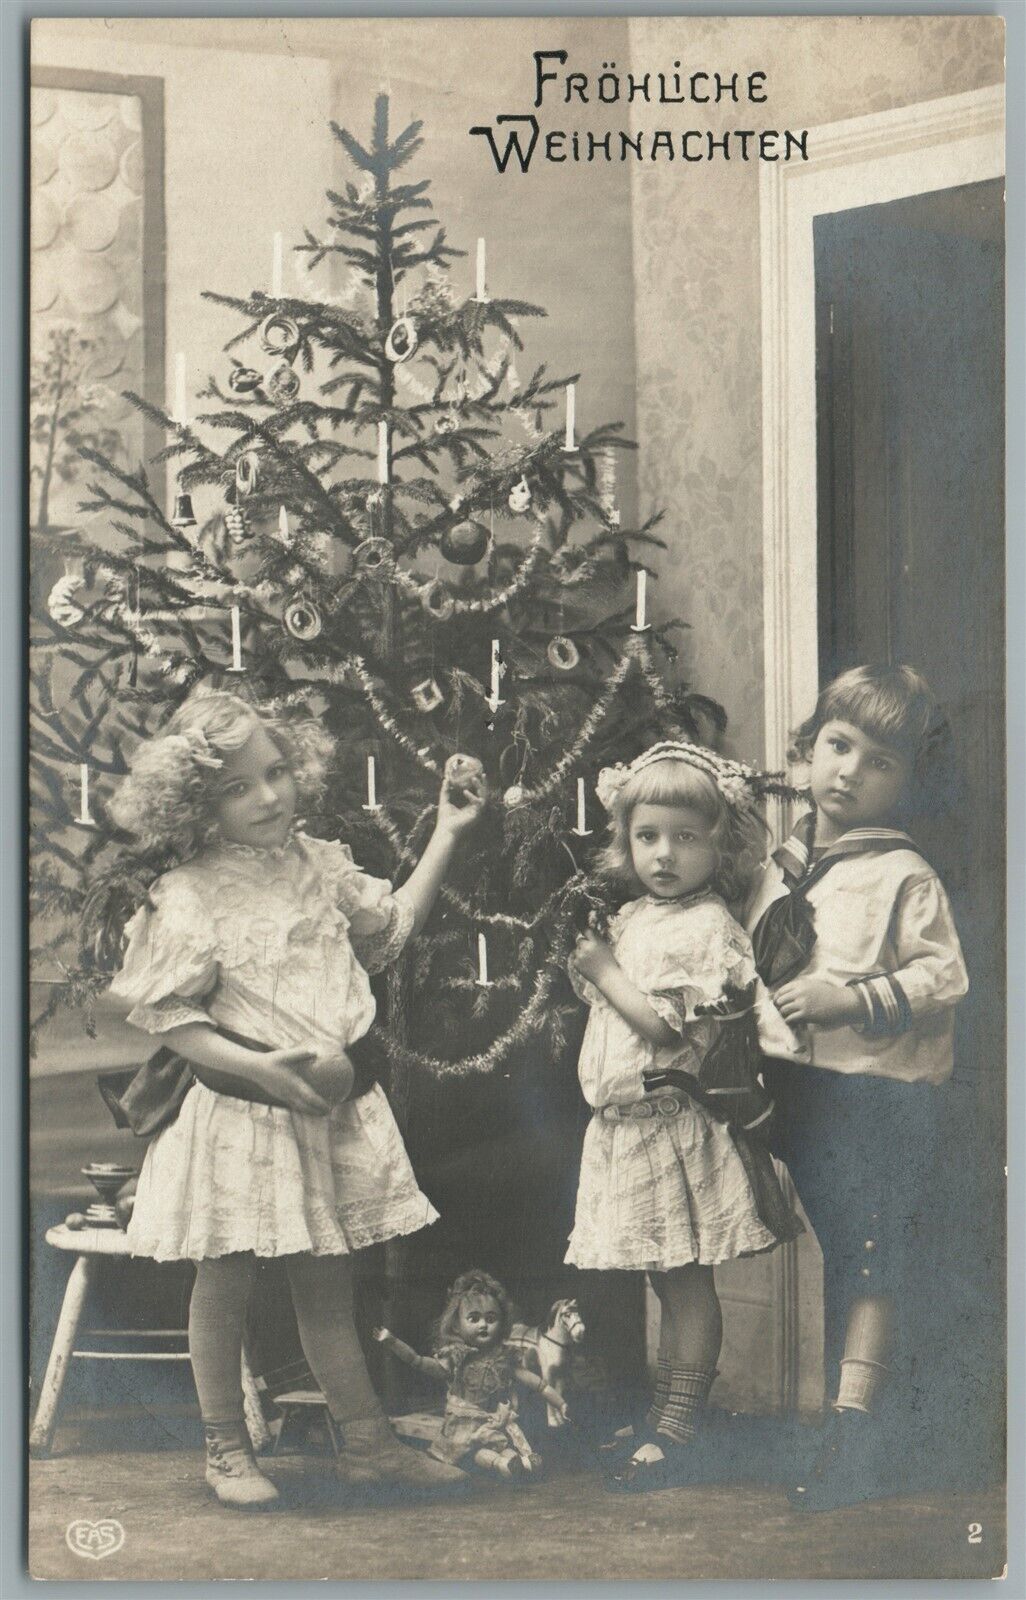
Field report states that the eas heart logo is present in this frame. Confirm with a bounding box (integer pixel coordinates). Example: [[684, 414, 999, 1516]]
[[66, 1518, 125, 1561]]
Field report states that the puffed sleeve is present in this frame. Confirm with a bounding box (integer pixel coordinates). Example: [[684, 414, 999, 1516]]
[[642, 902, 757, 1035], [108, 873, 218, 1035], [308, 836, 416, 976]]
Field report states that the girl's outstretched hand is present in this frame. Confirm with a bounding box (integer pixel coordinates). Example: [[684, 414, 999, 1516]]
[[437, 754, 487, 838], [371, 1326, 392, 1343], [261, 1047, 331, 1116]]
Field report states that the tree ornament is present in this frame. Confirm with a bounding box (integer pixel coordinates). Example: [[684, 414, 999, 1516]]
[[282, 594, 323, 642], [354, 536, 392, 572], [421, 580, 455, 621], [547, 635, 580, 672], [435, 406, 459, 435], [171, 492, 197, 528], [551, 545, 595, 586], [236, 450, 262, 498], [227, 365, 263, 396], [259, 313, 300, 356], [384, 315, 418, 363], [411, 676, 444, 713], [46, 563, 86, 628], [503, 784, 526, 809], [440, 518, 489, 566], [224, 487, 252, 543], [508, 476, 531, 514], [265, 360, 301, 405]]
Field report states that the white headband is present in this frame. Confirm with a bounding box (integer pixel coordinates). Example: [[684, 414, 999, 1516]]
[[595, 740, 760, 814]]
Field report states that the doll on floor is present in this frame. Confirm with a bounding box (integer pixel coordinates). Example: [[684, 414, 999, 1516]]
[[375, 1270, 569, 1482]]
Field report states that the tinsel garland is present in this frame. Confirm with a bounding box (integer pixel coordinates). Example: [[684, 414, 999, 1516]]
[[391, 526, 545, 616], [439, 872, 584, 931], [335, 656, 444, 775], [370, 960, 561, 1079]]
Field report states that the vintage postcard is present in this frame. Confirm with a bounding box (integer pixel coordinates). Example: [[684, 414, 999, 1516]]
[[26, 14, 1008, 1583]]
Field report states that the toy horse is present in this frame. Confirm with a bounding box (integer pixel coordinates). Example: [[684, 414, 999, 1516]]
[[508, 1299, 585, 1427]]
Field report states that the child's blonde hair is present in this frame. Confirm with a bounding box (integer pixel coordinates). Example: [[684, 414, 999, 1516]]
[[596, 758, 766, 910], [108, 692, 333, 860]]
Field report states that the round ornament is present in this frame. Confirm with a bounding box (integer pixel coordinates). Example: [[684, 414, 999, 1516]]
[[283, 594, 323, 642], [434, 408, 459, 436], [236, 450, 262, 498], [228, 365, 263, 396], [411, 676, 444, 714], [259, 314, 300, 356], [547, 635, 580, 672], [421, 580, 455, 621], [384, 315, 418, 364], [508, 476, 531, 515], [440, 518, 489, 566], [354, 537, 392, 573], [503, 784, 526, 809], [265, 360, 301, 405]]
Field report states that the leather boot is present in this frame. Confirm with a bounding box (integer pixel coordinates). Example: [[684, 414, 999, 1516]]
[[334, 1415, 466, 1492], [204, 1423, 280, 1510]]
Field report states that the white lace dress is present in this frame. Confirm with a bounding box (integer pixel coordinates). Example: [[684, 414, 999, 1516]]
[[109, 832, 438, 1261], [566, 892, 790, 1272]]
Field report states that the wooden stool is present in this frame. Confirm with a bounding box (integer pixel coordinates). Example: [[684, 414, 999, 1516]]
[[30, 1224, 266, 1457], [271, 1390, 343, 1460]]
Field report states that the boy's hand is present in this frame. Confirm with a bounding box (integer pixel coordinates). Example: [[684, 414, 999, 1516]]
[[437, 754, 487, 838], [261, 1047, 330, 1115], [772, 977, 863, 1028], [572, 928, 616, 983], [371, 1326, 392, 1343]]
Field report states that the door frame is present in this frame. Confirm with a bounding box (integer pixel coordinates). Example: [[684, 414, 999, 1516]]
[[758, 82, 1004, 1410]]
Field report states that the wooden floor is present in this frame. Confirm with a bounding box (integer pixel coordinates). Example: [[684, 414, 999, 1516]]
[[28, 1430, 1006, 1582]]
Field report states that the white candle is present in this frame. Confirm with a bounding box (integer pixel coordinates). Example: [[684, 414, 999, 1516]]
[[174, 352, 187, 426], [363, 755, 379, 810], [377, 421, 389, 485], [631, 568, 650, 632], [476, 237, 487, 301], [272, 231, 283, 298], [477, 932, 489, 986], [278, 505, 290, 544], [489, 638, 505, 709], [563, 382, 576, 451], [77, 763, 94, 826], [574, 776, 592, 836], [229, 605, 244, 671]]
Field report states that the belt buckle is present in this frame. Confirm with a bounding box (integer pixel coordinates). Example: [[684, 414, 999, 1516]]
[[657, 1095, 682, 1116], [634, 1101, 654, 1119]]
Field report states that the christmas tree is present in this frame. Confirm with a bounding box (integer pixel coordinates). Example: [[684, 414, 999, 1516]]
[[31, 97, 726, 1370]]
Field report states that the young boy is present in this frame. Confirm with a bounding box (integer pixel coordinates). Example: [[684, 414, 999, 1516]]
[[749, 664, 968, 1511]]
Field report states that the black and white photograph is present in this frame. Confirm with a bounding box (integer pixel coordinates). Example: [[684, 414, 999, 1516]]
[[25, 14, 1009, 1583]]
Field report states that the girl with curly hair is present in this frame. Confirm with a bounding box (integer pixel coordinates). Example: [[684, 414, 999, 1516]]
[[374, 1270, 568, 1481], [565, 743, 802, 1491], [106, 692, 486, 1508]]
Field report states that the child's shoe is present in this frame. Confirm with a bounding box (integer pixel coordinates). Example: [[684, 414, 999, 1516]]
[[334, 1417, 466, 1493], [204, 1424, 280, 1510], [788, 1408, 891, 1512], [605, 1434, 704, 1493]]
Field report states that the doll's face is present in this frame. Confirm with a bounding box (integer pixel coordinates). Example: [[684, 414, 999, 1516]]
[[457, 1294, 503, 1349], [211, 725, 297, 850], [808, 720, 911, 842], [629, 803, 719, 899]]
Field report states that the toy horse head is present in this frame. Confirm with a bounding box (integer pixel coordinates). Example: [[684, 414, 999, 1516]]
[[547, 1298, 585, 1345]]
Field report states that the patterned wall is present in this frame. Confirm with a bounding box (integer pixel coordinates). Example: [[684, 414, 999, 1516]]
[[30, 85, 146, 532], [626, 16, 1005, 762]]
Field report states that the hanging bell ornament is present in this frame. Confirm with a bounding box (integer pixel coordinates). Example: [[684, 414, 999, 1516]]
[[265, 360, 301, 405], [282, 594, 323, 642], [411, 676, 444, 714], [354, 536, 393, 573], [547, 635, 580, 672], [236, 450, 262, 498], [171, 492, 197, 529], [259, 313, 301, 356], [421, 580, 455, 621], [227, 365, 263, 396], [440, 518, 490, 566], [508, 476, 531, 515], [384, 315, 419, 364]]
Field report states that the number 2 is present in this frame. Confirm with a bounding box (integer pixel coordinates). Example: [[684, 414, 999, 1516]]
[[967, 1523, 983, 1545]]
